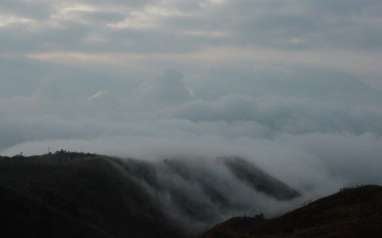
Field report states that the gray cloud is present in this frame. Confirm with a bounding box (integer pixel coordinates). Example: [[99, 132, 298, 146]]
[[1, 0, 382, 223], [1, 0, 380, 54]]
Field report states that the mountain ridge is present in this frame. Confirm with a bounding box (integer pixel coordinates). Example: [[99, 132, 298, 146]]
[[204, 185, 382, 238], [0, 151, 300, 237]]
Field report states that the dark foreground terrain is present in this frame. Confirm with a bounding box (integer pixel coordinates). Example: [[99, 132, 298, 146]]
[[0, 151, 299, 238], [1, 152, 381, 238], [204, 185, 382, 238], [0, 152, 182, 238]]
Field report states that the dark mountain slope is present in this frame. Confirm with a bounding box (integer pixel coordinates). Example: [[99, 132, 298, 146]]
[[117, 156, 301, 227], [204, 185, 382, 238], [223, 157, 300, 200], [0, 152, 301, 237], [0, 185, 112, 238], [0, 152, 183, 238]]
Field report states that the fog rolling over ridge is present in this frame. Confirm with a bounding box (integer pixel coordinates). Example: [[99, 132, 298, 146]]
[[113, 156, 301, 229], [1, 0, 382, 232]]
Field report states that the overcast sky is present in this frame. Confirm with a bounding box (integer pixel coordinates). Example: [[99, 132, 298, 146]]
[[1, 0, 382, 195]]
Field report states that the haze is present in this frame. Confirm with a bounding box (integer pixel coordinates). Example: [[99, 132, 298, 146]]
[[1, 0, 382, 197]]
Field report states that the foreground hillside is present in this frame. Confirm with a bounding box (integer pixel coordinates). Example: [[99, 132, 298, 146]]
[[0, 185, 112, 238], [0, 152, 182, 238], [1, 152, 382, 237], [204, 185, 382, 238], [0, 151, 300, 238]]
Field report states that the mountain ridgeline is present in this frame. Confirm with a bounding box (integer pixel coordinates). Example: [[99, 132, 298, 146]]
[[204, 185, 382, 238], [0, 151, 300, 237]]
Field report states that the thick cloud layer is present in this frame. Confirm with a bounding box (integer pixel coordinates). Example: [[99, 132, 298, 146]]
[[1, 0, 382, 216]]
